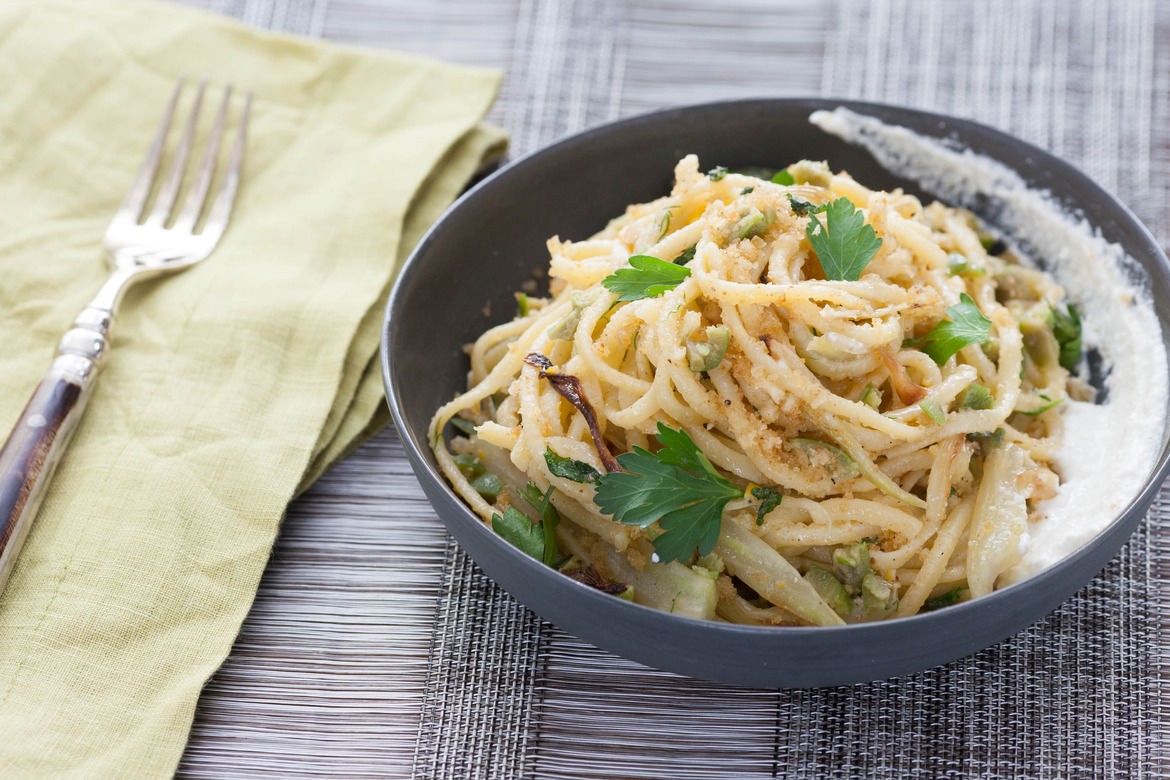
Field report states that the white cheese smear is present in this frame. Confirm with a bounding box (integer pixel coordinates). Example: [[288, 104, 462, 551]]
[[810, 107, 1168, 581]]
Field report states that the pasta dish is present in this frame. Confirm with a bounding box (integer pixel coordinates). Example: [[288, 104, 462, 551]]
[[429, 156, 1087, 626]]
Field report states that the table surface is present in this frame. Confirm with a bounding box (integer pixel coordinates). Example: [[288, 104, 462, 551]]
[[172, 1, 1170, 777]]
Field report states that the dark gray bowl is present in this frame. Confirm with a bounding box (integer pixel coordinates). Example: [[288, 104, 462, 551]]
[[382, 99, 1170, 687]]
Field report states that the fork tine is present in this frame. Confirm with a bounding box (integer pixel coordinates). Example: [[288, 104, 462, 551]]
[[144, 80, 206, 228], [115, 78, 184, 225], [199, 92, 250, 245], [172, 84, 232, 233]]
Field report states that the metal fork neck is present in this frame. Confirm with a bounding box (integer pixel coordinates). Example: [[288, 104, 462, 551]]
[[88, 265, 139, 313], [52, 308, 112, 388], [51, 269, 139, 387]]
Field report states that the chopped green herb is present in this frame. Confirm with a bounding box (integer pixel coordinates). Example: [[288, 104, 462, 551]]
[[947, 252, 985, 277], [449, 417, 477, 436], [787, 193, 823, 217], [919, 397, 946, 425], [656, 207, 675, 240], [593, 422, 742, 563], [968, 426, 1006, 449], [491, 505, 545, 561], [470, 472, 503, 502], [750, 486, 783, 525], [687, 325, 730, 372], [1018, 393, 1063, 416], [771, 168, 795, 185], [453, 453, 485, 479], [673, 245, 697, 265], [520, 482, 548, 511], [1051, 302, 1082, 371], [707, 165, 729, 181], [520, 481, 562, 566], [923, 587, 965, 611], [601, 254, 691, 302], [805, 197, 883, 281], [544, 447, 602, 484], [740, 186, 755, 195], [913, 293, 993, 365], [958, 383, 994, 410]]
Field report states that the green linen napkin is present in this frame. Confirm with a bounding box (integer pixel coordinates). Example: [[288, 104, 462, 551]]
[[0, 1, 504, 775]]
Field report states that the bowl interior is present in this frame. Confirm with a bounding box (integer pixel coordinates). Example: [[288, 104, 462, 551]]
[[383, 98, 1170, 686]]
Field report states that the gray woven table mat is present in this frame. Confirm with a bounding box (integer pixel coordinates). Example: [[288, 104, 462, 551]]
[[174, 1, 1169, 777]]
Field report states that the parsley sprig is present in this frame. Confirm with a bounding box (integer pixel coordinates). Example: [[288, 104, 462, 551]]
[[802, 197, 883, 281], [492, 481, 561, 566], [601, 254, 691, 302], [492, 506, 543, 560], [593, 423, 762, 562], [913, 293, 993, 365]]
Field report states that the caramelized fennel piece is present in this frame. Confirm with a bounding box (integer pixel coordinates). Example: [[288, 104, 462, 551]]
[[524, 352, 622, 472]]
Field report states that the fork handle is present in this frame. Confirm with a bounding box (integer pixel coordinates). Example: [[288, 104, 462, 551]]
[[0, 307, 111, 593]]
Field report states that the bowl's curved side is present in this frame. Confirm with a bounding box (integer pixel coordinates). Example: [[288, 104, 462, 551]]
[[382, 98, 1170, 687], [402, 437, 1160, 686]]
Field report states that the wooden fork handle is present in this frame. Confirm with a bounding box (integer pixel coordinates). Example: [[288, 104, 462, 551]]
[[0, 307, 111, 593]]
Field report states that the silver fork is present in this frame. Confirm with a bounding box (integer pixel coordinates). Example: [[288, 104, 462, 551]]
[[0, 79, 250, 593]]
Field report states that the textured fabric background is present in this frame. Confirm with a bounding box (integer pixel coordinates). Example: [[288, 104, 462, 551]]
[[173, 1, 1169, 777]]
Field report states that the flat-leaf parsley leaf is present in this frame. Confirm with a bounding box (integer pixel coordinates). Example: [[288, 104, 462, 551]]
[[915, 293, 993, 364], [804, 196, 882, 281], [544, 447, 602, 484], [520, 481, 562, 566], [492, 505, 545, 561], [593, 422, 741, 562], [601, 254, 691, 302]]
